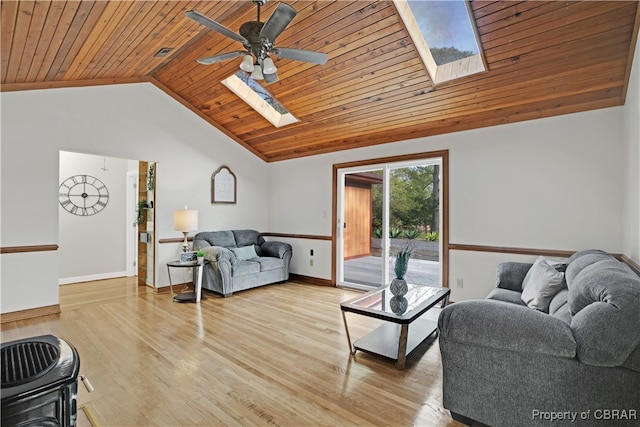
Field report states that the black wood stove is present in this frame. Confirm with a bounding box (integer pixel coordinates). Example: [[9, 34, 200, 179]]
[[1, 335, 80, 427]]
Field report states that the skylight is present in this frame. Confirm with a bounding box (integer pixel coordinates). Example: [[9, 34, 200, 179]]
[[221, 71, 298, 128], [394, 0, 485, 84]]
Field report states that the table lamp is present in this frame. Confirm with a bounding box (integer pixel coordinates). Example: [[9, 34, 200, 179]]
[[173, 207, 198, 252]]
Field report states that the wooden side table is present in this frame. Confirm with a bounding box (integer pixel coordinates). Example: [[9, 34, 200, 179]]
[[166, 260, 208, 303]]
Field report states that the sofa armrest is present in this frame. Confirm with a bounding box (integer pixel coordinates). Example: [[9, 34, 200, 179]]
[[199, 245, 233, 263], [198, 245, 233, 295], [438, 300, 576, 358], [261, 241, 292, 259], [495, 262, 532, 292], [193, 239, 211, 250]]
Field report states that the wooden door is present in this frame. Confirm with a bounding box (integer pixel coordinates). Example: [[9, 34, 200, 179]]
[[344, 184, 372, 259]]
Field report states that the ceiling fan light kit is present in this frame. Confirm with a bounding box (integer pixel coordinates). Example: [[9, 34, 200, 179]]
[[185, 1, 328, 84]]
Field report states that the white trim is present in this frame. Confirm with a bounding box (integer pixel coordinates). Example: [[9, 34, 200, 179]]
[[126, 170, 138, 277], [59, 271, 128, 285]]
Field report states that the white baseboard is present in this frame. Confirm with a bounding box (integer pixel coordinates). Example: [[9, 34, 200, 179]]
[[59, 271, 128, 285]]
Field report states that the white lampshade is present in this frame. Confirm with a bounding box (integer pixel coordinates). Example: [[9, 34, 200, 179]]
[[240, 54, 254, 72], [251, 64, 264, 80], [173, 208, 198, 232], [174, 207, 198, 253], [262, 57, 277, 74]]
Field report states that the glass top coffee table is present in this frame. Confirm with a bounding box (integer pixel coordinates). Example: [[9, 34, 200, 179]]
[[340, 284, 450, 369]]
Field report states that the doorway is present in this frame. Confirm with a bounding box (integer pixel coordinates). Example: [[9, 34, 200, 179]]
[[335, 152, 448, 290], [58, 152, 155, 287]]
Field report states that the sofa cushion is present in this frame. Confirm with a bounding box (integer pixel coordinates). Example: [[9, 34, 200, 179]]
[[550, 304, 572, 325], [568, 258, 634, 314], [231, 245, 258, 261], [548, 289, 572, 324], [565, 249, 613, 284], [233, 260, 261, 276], [486, 288, 527, 306], [233, 230, 265, 248], [548, 289, 569, 315], [495, 262, 532, 292], [520, 256, 566, 312], [439, 300, 576, 358], [256, 257, 284, 272], [568, 258, 640, 367], [194, 230, 236, 248]]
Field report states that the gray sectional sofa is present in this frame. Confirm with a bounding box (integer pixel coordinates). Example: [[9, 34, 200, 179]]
[[438, 249, 640, 426], [192, 229, 292, 297]]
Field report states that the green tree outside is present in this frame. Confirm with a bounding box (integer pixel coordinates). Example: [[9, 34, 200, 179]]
[[371, 165, 440, 237], [430, 46, 475, 66]]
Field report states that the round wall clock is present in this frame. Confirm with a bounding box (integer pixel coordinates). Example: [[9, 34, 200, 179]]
[[59, 174, 109, 216]]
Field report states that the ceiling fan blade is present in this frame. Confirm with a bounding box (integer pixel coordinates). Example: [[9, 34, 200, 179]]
[[263, 71, 279, 84], [273, 48, 328, 65], [185, 10, 248, 45], [259, 3, 297, 44], [197, 51, 246, 65]]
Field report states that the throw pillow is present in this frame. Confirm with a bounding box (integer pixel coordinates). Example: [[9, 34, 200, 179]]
[[521, 256, 566, 312], [231, 245, 258, 261]]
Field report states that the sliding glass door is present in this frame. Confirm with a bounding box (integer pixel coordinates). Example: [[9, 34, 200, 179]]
[[337, 157, 443, 290], [341, 168, 384, 287]]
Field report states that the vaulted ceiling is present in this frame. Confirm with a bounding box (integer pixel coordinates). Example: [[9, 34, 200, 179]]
[[2, 1, 639, 162]]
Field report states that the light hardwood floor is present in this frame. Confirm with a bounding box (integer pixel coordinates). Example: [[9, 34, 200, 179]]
[[1, 278, 461, 427]]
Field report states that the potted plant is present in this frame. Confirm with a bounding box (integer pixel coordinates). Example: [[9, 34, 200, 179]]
[[196, 249, 205, 264], [147, 164, 155, 191], [390, 243, 412, 296], [136, 200, 149, 225]]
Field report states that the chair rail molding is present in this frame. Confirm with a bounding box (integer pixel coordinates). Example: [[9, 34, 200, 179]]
[[1, 244, 59, 254]]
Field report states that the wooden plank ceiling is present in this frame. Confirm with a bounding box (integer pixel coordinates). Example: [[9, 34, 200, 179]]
[[2, 1, 639, 162]]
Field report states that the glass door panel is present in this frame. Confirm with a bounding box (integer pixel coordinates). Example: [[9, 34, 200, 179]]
[[342, 170, 384, 287], [388, 165, 441, 287]]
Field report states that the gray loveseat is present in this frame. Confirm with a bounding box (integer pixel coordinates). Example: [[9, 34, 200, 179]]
[[438, 249, 640, 426], [192, 230, 292, 297]]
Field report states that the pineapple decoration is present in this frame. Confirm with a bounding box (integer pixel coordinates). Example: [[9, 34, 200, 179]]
[[390, 244, 412, 296]]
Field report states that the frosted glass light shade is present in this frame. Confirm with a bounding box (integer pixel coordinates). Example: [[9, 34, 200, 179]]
[[262, 57, 277, 74], [240, 55, 254, 72], [251, 65, 264, 80]]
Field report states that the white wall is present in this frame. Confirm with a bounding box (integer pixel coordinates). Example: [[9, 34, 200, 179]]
[[623, 37, 640, 264], [268, 106, 626, 300], [1, 83, 269, 313], [1, 75, 635, 313], [58, 152, 128, 283]]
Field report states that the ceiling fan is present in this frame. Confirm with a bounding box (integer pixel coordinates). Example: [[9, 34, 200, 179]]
[[185, 1, 328, 84]]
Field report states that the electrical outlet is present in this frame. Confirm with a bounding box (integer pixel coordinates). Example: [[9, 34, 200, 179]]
[[456, 278, 464, 288], [310, 249, 314, 256]]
